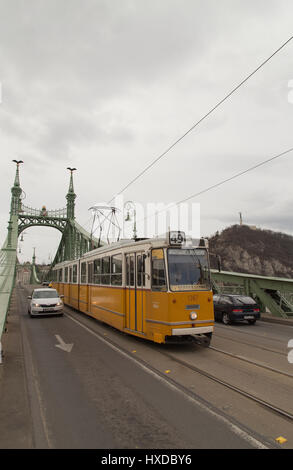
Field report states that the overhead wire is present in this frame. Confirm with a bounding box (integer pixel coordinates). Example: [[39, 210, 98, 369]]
[[136, 146, 293, 225], [108, 34, 293, 204]]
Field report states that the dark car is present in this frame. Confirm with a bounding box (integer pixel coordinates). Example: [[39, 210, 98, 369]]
[[213, 294, 261, 325]]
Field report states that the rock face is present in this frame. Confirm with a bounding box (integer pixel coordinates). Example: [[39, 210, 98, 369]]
[[208, 225, 293, 278]]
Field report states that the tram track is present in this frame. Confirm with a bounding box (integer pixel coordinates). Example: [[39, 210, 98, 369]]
[[214, 330, 288, 357], [62, 305, 293, 429], [215, 323, 291, 345], [62, 309, 273, 449], [151, 346, 293, 423], [209, 345, 293, 378]]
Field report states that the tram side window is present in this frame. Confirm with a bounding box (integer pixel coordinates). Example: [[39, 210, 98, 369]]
[[151, 249, 167, 291], [137, 255, 146, 287], [58, 269, 63, 282], [64, 267, 68, 283], [126, 255, 135, 287], [69, 267, 72, 283], [93, 259, 101, 284], [72, 265, 78, 284], [80, 262, 87, 284], [101, 257, 110, 285], [88, 262, 93, 284], [111, 254, 122, 286]]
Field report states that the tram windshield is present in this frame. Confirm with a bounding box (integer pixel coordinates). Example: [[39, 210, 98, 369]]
[[168, 248, 210, 291]]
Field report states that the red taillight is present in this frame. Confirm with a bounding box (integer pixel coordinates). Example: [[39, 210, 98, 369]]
[[253, 309, 260, 312], [232, 309, 243, 313]]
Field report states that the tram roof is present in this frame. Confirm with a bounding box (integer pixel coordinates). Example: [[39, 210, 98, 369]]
[[53, 233, 208, 267]]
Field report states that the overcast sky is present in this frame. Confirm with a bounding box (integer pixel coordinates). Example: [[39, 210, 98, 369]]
[[1, 0, 293, 263]]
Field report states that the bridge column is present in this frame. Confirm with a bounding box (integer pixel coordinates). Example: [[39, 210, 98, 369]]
[[66, 168, 77, 221], [10, 161, 23, 218]]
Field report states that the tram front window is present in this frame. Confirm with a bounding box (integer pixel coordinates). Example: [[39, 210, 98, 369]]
[[168, 248, 210, 291]]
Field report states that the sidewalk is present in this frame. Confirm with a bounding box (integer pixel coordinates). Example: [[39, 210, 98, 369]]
[[260, 313, 293, 327], [0, 287, 33, 448]]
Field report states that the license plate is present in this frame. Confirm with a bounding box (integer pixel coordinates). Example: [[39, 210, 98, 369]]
[[244, 315, 254, 319], [43, 307, 53, 312]]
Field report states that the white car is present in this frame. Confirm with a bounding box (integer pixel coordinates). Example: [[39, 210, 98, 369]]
[[28, 288, 64, 317]]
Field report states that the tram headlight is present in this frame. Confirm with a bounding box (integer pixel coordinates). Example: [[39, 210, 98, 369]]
[[190, 312, 198, 320]]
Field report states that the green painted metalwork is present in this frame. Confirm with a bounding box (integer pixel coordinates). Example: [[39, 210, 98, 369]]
[[211, 269, 293, 318], [0, 215, 18, 361], [29, 248, 41, 285]]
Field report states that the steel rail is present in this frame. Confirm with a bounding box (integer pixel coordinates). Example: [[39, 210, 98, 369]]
[[61, 304, 293, 424]]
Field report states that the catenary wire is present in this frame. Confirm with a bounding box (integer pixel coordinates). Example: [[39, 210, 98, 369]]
[[108, 34, 293, 204], [136, 146, 293, 225]]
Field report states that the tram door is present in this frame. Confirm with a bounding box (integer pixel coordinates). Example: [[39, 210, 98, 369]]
[[125, 253, 145, 333]]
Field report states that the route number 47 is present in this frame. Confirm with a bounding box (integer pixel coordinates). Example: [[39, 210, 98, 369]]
[[288, 339, 293, 363]]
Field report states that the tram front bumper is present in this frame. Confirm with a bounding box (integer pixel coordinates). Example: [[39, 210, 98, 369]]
[[171, 326, 213, 336]]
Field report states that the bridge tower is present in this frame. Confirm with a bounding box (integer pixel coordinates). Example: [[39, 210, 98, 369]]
[[10, 160, 23, 218], [66, 167, 77, 220]]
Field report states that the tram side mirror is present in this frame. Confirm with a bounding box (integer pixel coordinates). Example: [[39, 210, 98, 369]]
[[27, 296, 32, 299]]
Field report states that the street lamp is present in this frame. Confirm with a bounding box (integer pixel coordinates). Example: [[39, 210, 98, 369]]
[[124, 201, 137, 240]]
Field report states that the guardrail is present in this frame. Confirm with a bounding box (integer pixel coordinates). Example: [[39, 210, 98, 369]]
[[0, 215, 18, 363], [20, 204, 67, 219], [211, 269, 293, 318]]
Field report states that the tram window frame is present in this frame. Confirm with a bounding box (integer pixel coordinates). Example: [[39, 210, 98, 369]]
[[80, 262, 87, 284], [125, 255, 135, 287], [64, 267, 68, 283], [88, 262, 93, 284], [151, 249, 167, 291], [137, 254, 146, 288], [93, 258, 101, 284], [58, 269, 63, 282], [101, 256, 111, 285], [72, 264, 78, 284], [69, 266, 72, 283], [111, 254, 122, 286]]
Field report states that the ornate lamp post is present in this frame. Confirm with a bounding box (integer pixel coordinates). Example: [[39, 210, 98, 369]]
[[124, 201, 137, 240]]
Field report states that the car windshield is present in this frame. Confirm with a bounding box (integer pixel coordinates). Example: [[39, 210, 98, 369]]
[[33, 290, 59, 299], [168, 248, 210, 291], [232, 296, 256, 305]]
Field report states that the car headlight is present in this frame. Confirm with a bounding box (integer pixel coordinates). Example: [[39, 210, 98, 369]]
[[32, 303, 40, 307], [56, 302, 63, 306]]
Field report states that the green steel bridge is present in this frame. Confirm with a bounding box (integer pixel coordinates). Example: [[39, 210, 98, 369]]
[[0, 162, 100, 361], [1, 162, 293, 361]]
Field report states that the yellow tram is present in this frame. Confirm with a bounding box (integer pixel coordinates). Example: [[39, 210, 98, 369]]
[[52, 231, 214, 346]]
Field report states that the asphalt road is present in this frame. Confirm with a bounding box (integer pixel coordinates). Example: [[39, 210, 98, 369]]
[[1, 285, 293, 449]]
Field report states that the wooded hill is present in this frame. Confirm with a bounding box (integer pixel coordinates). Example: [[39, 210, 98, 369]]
[[208, 225, 293, 278]]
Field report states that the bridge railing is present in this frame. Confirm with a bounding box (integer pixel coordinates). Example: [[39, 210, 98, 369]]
[[20, 204, 67, 219], [211, 269, 293, 318], [0, 215, 18, 362]]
